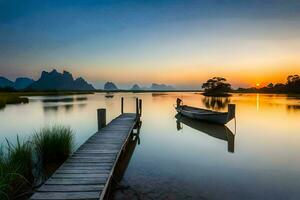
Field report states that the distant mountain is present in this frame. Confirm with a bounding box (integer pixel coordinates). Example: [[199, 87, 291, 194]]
[[104, 82, 118, 90], [150, 83, 174, 90], [28, 69, 95, 91], [131, 84, 141, 90], [0, 76, 14, 88], [129, 83, 174, 91], [14, 77, 34, 90]]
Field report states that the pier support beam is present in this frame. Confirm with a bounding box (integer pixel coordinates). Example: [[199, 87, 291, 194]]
[[139, 99, 142, 117], [97, 108, 106, 131], [121, 97, 124, 114], [135, 98, 139, 117]]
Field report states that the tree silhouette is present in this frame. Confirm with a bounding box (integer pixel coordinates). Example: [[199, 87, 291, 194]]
[[286, 74, 300, 93], [202, 77, 231, 94]]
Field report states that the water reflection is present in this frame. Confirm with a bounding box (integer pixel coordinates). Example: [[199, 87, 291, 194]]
[[43, 105, 59, 113], [2, 93, 300, 200], [286, 104, 300, 112], [110, 122, 142, 198], [43, 103, 87, 114], [202, 97, 230, 111], [41, 96, 88, 114], [42, 96, 87, 103], [152, 93, 168, 97], [175, 114, 235, 153]]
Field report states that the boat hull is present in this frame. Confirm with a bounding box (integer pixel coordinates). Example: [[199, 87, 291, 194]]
[[176, 106, 230, 125]]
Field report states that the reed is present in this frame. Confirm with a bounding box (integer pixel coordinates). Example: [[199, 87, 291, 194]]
[[0, 150, 10, 200], [6, 136, 33, 181], [0, 138, 33, 200], [0, 126, 74, 199], [33, 125, 74, 164]]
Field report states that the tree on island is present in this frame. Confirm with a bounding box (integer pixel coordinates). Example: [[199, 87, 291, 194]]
[[286, 75, 300, 93], [202, 77, 232, 96]]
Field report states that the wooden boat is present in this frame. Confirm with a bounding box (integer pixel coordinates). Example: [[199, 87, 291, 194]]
[[105, 92, 114, 98], [175, 98, 235, 125], [175, 114, 235, 153]]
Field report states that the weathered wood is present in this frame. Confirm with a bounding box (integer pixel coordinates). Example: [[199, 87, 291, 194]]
[[121, 97, 124, 114], [136, 98, 139, 116], [31, 192, 100, 200], [97, 109, 106, 131], [37, 185, 104, 192], [139, 99, 142, 116], [46, 178, 107, 185], [52, 174, 109, 179], [56, 169, 110, 174], [30, 113, 138, 200]]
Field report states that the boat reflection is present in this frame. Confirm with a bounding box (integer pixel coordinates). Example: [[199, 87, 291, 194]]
[[175, 114, 235, 153], [43, 103, 87, 114]]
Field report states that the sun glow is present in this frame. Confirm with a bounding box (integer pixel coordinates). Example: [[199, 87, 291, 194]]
[[256, 83, 260, 87]]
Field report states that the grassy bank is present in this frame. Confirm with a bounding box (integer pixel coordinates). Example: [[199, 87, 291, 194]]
[[0, 94, 29, 109], [0, 91, 93, 109], [0, 125, 74, 199]]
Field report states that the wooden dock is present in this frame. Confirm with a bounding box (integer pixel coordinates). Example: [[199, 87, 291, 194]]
[[30, 97, 142, 200]]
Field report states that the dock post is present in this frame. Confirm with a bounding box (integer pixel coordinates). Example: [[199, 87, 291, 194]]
[[139, 99, 142, 117], [97, 108, 106, 131], [121, 97, 124, 114], [136, 98, 139, 119]]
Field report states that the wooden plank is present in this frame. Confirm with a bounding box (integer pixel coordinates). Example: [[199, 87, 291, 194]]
[[52, 174, 109, 179], [46, 178, 107, 185], [74, 150, 119, 153], [62, 161, 114, 166], [73, 152, 117, 156], [31, 192, 100, 200], [37, 185, 104, 192], [60, 165, 112, 170], [56, 169, 110, 174]]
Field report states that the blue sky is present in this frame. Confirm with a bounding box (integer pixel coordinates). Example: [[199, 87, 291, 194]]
[[1, 0, 300, 89]]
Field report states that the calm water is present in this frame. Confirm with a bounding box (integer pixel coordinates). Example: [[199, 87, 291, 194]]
[[1, 93, 300, 200]]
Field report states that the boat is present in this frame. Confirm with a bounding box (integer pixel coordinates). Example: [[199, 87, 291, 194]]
[[175, 98, 236, 125], [105, 92, 114, 98], [175, 114, 235, 153]]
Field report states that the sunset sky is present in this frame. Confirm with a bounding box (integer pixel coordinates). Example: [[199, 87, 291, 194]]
[[1, 0, 300, 89]]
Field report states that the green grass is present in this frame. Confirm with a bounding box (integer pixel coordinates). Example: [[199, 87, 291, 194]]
[[0, 126, 74, 199], [0, 137, 33, 200], [33, 125, 74, 164], [0, 150, 10, 200], [6, 137, 33, 182]]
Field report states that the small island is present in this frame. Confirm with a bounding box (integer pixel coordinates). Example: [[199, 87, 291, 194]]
[[202, 77, 232, 97]]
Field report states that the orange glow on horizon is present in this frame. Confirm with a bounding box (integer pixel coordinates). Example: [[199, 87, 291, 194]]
[[74, 63, 299, 88]]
